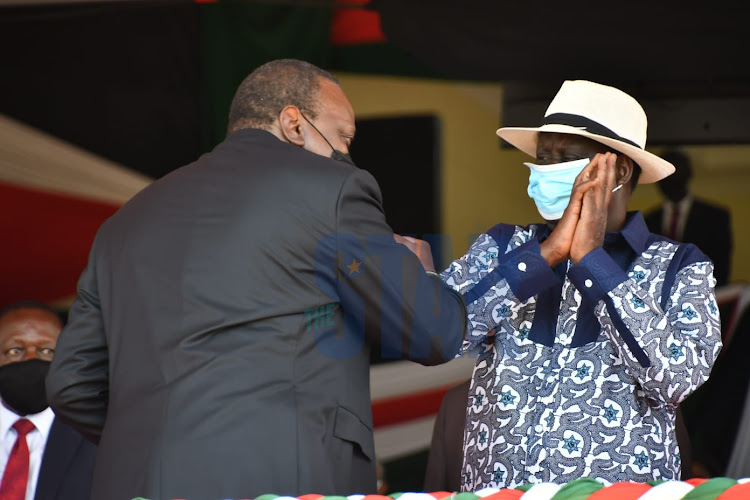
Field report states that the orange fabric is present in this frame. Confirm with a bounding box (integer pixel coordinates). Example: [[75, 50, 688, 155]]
[[687, 478, 710, 486], [480, 490, 524, 500], [586, 482, 652, 499], [716, 482, 750, 499], [372, 385, 456, 427], [428, 493, 455, 500]]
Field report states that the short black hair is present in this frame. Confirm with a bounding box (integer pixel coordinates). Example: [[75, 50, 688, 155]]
[[0, 300, 63, 326], [227, 59, 340, 134], [661, 150, 693, 176]]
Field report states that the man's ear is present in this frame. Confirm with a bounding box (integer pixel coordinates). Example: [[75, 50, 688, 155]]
[[278, 105, 305, 146], [615, 154, 634, 187]]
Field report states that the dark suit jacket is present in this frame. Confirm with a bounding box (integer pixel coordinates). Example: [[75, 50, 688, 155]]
[[644, 198, 732, 286], [34, 418, 96, 500], [47, 129, 467, 500]]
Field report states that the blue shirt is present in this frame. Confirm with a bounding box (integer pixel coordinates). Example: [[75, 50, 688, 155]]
[[441, 212, 722, 489]]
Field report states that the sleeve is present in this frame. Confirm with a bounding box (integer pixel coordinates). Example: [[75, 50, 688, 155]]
[[318, 168, 467, 365], [440, 226, 559, 356], [567, 246, 723, 406], [45, 231, 109, 443]]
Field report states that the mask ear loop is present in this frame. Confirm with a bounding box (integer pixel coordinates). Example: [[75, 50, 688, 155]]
[[612, 184, 623, 193], [300, 111, 336, 154]]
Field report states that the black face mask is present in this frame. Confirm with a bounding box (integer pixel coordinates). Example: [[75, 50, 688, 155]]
[[300, 112, 356, 167], [0, 359, 51, 416], [330, 149, 356, 167]]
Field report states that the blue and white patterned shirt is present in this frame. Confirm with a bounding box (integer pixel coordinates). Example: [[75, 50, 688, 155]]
[[441, 212, 722, 490]]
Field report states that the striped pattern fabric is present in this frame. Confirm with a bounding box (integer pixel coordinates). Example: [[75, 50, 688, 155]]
[[151, 477, 750, 500]]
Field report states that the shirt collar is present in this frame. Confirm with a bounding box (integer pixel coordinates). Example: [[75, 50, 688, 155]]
[[606, 210, 650, 255], [0, 401, 54, 441], [665, 194, 694, 212]]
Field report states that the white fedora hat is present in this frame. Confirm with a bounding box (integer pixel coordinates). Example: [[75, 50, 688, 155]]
[[497, 80, 675, 184]]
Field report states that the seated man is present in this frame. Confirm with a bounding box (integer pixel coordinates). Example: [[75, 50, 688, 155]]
[[441, 80, 722, 489], [0, 301, 96, 500]]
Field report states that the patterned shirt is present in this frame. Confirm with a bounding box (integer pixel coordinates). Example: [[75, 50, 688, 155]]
[[441, 212, 722, 490]]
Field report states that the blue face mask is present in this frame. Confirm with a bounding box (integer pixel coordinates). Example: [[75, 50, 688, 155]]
[[525, 158, 590, 220]]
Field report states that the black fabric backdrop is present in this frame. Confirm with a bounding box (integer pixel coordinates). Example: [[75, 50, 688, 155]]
[[3, 1, 750, 179], [0, 2, 430, 179], [0, 2, 203, 179]]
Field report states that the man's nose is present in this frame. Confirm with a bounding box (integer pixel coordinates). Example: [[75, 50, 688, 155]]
[[22, 349, 40, 361]]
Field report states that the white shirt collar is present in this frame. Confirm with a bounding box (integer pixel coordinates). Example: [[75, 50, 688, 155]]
[[0, 401, 55, 442], [664, 194, 694, 214]]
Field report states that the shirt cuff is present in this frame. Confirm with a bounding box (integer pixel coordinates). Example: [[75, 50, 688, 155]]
[[493, 239, 559, 302], [568, 247, 629, 302]]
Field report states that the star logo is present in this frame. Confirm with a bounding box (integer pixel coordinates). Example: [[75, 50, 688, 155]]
[[495, 304, 510, 318], [563, 436, 580, 453], [474, 394, 483, 408], [518, 326, 530, 341], [493, 468, 504, 483], [576, 364, 591, 380], [603, 405, 619, 423], [669, 343, 685, 361], [479, 430, 488, 444], [500, 390, 516, 406], [634, 451, 649, 469], [545, 412, 555, 427], [346, 258, 362, 276], [709, 301, 718, 314], [682, 306, 697, 320], [633, 270, 646, 282], [630, 296, 645, 308]]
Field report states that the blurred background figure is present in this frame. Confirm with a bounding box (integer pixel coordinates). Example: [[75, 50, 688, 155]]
[[644, 150, 733, 287], [423, 379, 469, 492], [0, 301, 95, 500]]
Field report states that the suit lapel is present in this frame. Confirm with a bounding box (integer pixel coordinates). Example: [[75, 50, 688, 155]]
[[34, 418, 83, 500]]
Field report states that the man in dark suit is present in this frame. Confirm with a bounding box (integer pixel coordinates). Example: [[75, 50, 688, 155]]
[[46, 59, 467, 500], [0, 301, 95, 500], [644, 150, 732, 287]]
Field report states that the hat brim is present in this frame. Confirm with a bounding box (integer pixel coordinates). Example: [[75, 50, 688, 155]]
[[496, 124, 675, 184]]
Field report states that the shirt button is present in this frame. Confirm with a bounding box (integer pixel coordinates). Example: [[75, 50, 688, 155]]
[[535, 424, 544, 433], [518, 262, 527, 272], [585, 279, 593, 288], [547, 376, 555, 383]]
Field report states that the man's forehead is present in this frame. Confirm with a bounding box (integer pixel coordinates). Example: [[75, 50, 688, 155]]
[[538, 132, 605, 150], [318, 80, 354, 118], [0, 308, 62, 333]]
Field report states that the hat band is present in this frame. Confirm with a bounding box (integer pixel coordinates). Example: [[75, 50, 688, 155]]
[[542, 113, 642, 149]]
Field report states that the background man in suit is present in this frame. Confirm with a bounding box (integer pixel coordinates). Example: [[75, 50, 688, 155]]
[[0, 301, 95, 500], [423, 379, 470, 492], [46, 59, 467, 499], [644, 150, 733, 287]]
